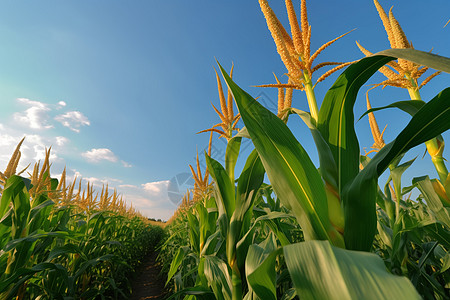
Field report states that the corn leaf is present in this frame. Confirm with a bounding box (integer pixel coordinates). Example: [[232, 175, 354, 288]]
[[166, 246, 190, 285], [225, 136, 242, 182], [359, 100, 425, 120], [376, 49, 450, 73], [203, 255, 232, 300], [206, 153, 235, 221], [289, 108, 338, 189], [284, 240, 421, 300], [345, 87, 450, 250], [231, 150, 265, 269], [245, 234, 281, 300], [317, 55, 393, 197], [219, 63, 338, 244], [413, 176, 450, 227]]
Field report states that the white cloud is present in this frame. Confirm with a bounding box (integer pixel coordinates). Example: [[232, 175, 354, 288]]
[[119, 184, 138, 189], [142, 180, 169, 194], [14, 98, 53, 130], [55, 136, 69, 146], [57, 101, 67, 109], [120, 180, 174, 220], [82, 148, 118, 163], [121, 160, 132, 168], [54, 111, 90, 133]]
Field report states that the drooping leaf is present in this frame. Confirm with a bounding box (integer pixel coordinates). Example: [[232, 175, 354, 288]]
[[376, 49, 450, 73], [359, 100, 425, 121]]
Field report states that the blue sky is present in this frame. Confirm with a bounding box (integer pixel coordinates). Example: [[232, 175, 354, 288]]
[[0, 1, 449, 220]]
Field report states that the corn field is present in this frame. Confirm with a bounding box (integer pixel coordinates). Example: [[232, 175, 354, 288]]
[[0, 139, 164, 299], [161, 1, 450, 299]]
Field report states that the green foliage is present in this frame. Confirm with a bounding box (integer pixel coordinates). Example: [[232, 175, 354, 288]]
[[163, 48, 450, 300], [0, 174, 164, 299]]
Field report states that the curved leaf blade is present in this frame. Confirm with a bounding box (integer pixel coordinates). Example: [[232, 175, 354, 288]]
[[376, 49, 450, 73], [218, 63, 337, 244], [284, 240, 420, 300], [345, 88, 450, 250]]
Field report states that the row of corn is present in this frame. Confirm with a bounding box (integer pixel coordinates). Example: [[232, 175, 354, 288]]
[[0, 139, 164, 299], [162, 1, 450, 299]]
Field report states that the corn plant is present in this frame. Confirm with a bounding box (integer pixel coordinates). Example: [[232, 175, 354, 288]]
[[0, 141, 164, 299], [162, 1, 450, 298]]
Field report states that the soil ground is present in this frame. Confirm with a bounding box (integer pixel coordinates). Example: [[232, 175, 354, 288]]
[[129, 251, 168, 300]]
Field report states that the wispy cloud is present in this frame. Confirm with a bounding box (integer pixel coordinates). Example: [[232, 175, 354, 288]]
[[14, 98, 53, 130], [121, 160, 132, 168], [82, 148, 118, 163], [55, 136, 69, 146], [54, 111, 90, 133]]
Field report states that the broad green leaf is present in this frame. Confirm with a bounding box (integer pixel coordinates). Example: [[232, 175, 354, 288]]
[[0, 175, 30, 219], [219, 63, 341, 246], [229, 150, 265, 269], [245, 234, 281, 300], [284, 240, 420, 300], [413, 176, 450, 227], [187, 212, 200, 253], [206, 153, 235, 221], [166, 246, 189, 285], [390, 157, 416, 209], [236, 211, 291, 265], [376, 49, 450, 73], [225, 136, 242, 182], [317, 55, 393, 197], [344, 87, 450, 250], [289, 108, 338, 189], [203, 255, 232, 300]]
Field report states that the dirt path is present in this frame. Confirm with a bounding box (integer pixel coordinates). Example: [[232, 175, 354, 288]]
[[129, 251, 168, 300]]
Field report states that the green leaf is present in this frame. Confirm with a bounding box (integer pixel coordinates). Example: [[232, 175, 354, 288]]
[[344, 87, 450, 250], [219, 63, 341, 245], [245, 234, 281, 300], [187, 213, 200, 253], [317, 55, 393, 197], [284, 240, 421, 300], [203, 255, 232, 300], [390, 157, 416, 209], [166, 246, 189, 285], [225, 136, 242, 182], [206, 153, 235, 221], [289, 108, 338, 189], [165, 286, 215, 300], [359, 100, 425, 121], [230, 150, 265, 269], [376, 49, 450, 73], [413, 176, 450, 227]]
